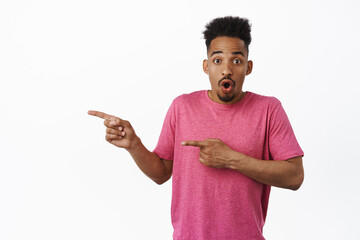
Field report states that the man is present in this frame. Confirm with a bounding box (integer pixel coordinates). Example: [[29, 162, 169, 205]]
[[88, 16, 304, 240]]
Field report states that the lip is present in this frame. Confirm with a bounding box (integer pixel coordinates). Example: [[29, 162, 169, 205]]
[[218, 77, 236, 87], [220, 79, 234, 94], [221, 79, 233, 88]]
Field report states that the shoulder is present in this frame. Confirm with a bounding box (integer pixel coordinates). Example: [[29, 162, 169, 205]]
[[172, 90, 206, 106], [247, 91, 282, 110]]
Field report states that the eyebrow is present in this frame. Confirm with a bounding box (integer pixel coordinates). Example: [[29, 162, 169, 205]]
[[210, 51, 245, 57]]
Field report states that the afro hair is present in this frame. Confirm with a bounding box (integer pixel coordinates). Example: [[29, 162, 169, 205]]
[[203, 16, 252, 54]]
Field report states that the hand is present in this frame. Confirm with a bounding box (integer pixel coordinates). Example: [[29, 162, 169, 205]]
[[182, 138, 237, 169], [88, 110, 139, 150]]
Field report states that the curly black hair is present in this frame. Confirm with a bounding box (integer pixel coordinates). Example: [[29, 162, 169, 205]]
[[203, 16, 252, 54]]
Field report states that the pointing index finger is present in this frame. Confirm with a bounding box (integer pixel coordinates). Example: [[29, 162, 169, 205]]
[[181, 141, 208, 147], [88, 110, 118, 121]]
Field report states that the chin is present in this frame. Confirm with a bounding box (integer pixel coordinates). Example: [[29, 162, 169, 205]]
[[218, 93, 235, 103]]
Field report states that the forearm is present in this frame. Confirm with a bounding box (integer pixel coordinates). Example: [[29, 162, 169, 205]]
[[228, 153, 304, 190], [126, 137, 171, 184]]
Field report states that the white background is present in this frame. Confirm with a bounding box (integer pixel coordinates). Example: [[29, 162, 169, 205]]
[[1, 0, 359, 239]]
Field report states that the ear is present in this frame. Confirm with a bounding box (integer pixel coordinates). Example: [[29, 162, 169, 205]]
[[246, 60, 253, 75], [203, 59, 209, 74]]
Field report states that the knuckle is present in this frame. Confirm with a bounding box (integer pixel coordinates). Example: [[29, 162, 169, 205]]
[[203, 149, 212, 155], [124, 120, 131, 126], [200, 152, 208, 160]]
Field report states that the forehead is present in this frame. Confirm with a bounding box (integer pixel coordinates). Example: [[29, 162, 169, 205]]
[[208, 36, 247, 57]]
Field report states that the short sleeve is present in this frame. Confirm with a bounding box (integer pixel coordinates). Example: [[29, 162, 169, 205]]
[[268, 101, 304, 161], [153, 101, 176, 161]]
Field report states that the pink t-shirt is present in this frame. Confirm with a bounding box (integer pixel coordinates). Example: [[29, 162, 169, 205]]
[[153, 90, 304, 240]]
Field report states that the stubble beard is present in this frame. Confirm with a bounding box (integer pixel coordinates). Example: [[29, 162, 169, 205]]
[[217, 77, 236, 102], [217, 92, 236, 102]]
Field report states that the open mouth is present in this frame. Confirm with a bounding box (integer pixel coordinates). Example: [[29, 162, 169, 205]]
[[219, 79, 235, 94], [223, 82, 231, 89]]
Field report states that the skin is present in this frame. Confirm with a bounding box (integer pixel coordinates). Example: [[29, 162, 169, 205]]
[[87, 110, 172, 185], [181, 139, 304, 190], [88, 36, 304, 190], [203, 36, 253, 105]]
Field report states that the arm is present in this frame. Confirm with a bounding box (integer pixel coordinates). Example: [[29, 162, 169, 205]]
[[127, 137, 173, 185], [88, 110, 173, 185], [182, 139, 304, 190], [228, 154, 303, 190]]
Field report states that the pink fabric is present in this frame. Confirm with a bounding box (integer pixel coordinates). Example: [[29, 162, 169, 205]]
[[153, 90, 304, 240]]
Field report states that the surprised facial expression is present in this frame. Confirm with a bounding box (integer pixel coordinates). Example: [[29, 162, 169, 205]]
[[203, 36, 253, 104]]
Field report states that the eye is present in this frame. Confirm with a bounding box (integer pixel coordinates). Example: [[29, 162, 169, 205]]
[[233, 59, 241, 64], [213, 59, 221, 64]]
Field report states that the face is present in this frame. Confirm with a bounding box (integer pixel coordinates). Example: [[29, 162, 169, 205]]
[[203, 36, 253, 104]]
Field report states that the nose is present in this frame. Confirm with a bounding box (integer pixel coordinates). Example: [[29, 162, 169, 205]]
[[222, 61, 232, 77]]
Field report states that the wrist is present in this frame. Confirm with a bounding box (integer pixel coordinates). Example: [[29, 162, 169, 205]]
[[126, 136, 142, 153], [227, 151, 246, 170]]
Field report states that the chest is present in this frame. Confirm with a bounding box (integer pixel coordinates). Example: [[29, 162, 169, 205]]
[[175, 106, 269, 158]]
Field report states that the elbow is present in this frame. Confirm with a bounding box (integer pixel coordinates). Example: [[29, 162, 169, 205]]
[[153, 174, 171, 185], [285, 158, 304, 191], [154, 178, 167, 185], [289, 183, 301, 191], [288, 172, 304, 191]]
